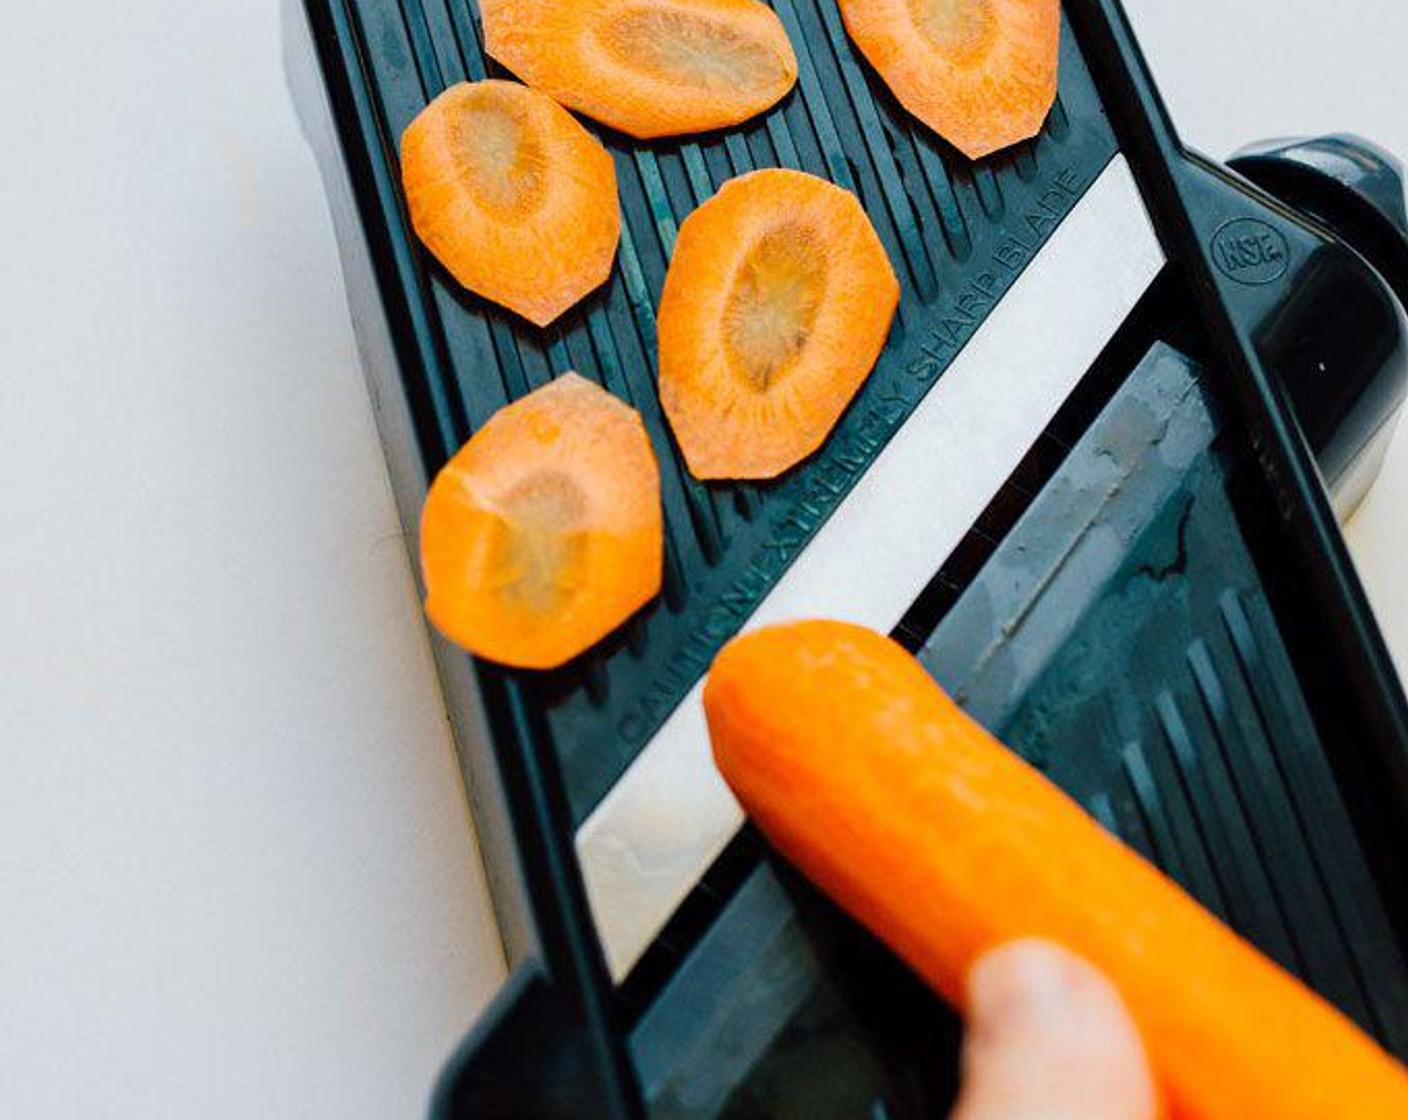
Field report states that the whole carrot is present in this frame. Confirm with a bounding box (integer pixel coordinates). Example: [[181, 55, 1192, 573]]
[[704, 620, 1408, 1120]]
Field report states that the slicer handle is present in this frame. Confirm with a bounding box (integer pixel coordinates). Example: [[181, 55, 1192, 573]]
[[1226, 134, 1408, 519]]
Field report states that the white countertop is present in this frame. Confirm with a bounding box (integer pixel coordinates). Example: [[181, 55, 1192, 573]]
[[1, 1, 1403, 1116]]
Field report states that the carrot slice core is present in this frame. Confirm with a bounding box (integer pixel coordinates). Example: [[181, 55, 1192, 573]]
[[910, 0, 996, 55], [723, 222, 829, 393], [487, 471, 591, 614], [599, 7, 782, 91], [448, 96, 547, 218]]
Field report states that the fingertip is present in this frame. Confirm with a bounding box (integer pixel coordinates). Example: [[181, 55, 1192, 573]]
[[954, 939, 1158, 1120], [966, 938, 1086, 1036]]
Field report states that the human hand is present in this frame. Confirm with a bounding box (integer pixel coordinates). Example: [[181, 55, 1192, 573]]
[[951, 940, 1158, 1120]]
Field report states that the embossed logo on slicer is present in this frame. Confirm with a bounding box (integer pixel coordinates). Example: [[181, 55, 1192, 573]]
[[1211, 219, 1289, 285]]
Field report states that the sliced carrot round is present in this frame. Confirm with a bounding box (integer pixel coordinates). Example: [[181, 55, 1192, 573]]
[[841, 0, 1060, 159], [400, 80, 620, 326], [420, 373, 662, 669], [658, 169, 899, 480], [482, 0, 798, 139]]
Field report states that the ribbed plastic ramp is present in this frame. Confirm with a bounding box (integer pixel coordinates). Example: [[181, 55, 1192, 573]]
[[325, 0, 1119, 823]]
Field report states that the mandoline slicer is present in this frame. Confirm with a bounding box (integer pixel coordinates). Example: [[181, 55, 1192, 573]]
[[285, 0, 1408, 1113]]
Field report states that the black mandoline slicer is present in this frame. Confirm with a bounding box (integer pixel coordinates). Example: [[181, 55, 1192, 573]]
[[284, 0, 1408, 1113]]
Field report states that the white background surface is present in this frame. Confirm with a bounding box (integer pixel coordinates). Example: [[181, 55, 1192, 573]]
[[0, 1, 1403, 1117]]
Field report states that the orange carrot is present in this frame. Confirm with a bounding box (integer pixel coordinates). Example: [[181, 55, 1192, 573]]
[[400, 80, 619, 326], [420, 373, 661, 669], [658, 169, 898, 479], [482, 0, 798, 139], [705, 620, 1408, 1120], [840, 0, 1060, 159]]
